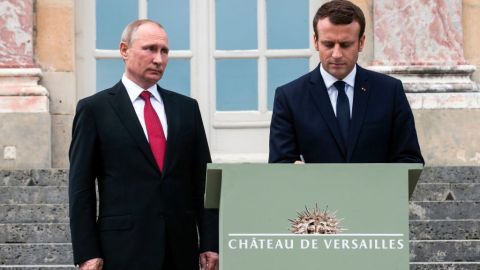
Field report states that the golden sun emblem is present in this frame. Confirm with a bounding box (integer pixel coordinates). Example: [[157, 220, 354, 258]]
[[289, 204, 344, 234]]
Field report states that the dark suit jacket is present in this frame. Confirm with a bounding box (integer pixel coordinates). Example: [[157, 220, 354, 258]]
[[69, 81, 218, 269], [269, 64, 424, 164]]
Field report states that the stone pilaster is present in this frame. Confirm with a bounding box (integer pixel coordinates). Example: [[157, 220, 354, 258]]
[[369, 0, 477, 93], [0, 0, 51, 168]]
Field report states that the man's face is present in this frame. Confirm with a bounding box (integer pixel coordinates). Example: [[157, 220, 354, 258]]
[[120, 23, 169, 89], [314, 18, 365, 80]]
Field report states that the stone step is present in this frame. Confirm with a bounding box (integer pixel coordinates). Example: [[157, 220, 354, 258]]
[[0, 205, 68, 224], [0, 170, 68, 187], [409, 201, 480, 220], [2, 221, 476, 244], [410, 220, 480, 240], [0, 187, 67, 204], [410, 240, 480, 262], [0, 266, 75, 269], [0, 223, 70, 244], [1, 220, 476, 244], [412, 183, 480, 201], [0, 243, 72, 265], [410, 263, 480, 270], [418, 167, 480, 183]]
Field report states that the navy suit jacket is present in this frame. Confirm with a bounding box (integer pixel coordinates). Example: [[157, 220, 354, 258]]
[[69, 81, 218, 269], [269, 64, 424, 164]]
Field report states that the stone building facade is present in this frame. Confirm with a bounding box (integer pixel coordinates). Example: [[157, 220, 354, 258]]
[[1, 0, 480, 169]]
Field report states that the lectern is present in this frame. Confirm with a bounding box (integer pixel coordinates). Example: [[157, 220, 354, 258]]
[[205, 164, 422, 270]]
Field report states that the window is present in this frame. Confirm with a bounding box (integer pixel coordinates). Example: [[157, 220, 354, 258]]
[[76, 0, 318, 162]]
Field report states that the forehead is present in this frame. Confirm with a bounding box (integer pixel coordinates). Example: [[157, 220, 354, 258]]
[[133, 23, 169, 44], [316, 18, 361, 40]]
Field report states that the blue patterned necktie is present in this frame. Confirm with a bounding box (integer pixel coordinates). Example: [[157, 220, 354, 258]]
[[334, 81, 350, 147]]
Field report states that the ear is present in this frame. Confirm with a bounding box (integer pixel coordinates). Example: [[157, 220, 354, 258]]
[[119, 41, 129, 60], [358, 34, 366, 52], [313, 34, 319, 51]]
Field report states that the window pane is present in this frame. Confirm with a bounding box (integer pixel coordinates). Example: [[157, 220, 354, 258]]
[[268, 58, 309, 110], [96, 0, 138, 49], [160, 59, 190, 96], [96, 59, 124, 91], [267, 0, 309, 49], [216, 59, 258, 111], [216, 0, 257, 50], [148, 0, 189, 50]]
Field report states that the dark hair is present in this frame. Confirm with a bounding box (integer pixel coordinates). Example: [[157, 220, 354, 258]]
[[313, 0, 365, 40]]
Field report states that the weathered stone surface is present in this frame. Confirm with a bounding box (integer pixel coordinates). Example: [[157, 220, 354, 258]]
[[0, 267, 76, 270], [0, 114, 51, 169], [410, 220, 480, 240], [0, 170, 68, 186], [412, 183, 480, 201], [0, 223, 70, 243], [0, 170, 32, 186], [51, 115, 73, 169], [0, 204, 68, 223], [36, 0, 74, 71], [410, 241, 480, 262], [31, 170, 68, 187], [0, 187, 67, 204], [417, 167, 480, 183], [0, 0, 35, 67], [0, 243, 72, 264], [410, 263, 480, 270], [409, 202, 480, 220]]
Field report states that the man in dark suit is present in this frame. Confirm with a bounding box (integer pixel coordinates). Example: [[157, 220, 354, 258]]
[[269, 0, 423, 164], [69, 19, 218, 270]]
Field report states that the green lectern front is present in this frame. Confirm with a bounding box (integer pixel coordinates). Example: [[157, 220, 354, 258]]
[[205, 164, 422, 270]]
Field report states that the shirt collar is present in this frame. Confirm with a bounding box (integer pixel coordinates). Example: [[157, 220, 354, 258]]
[[122, 74, 162, 103], [319, 64, 357, 89]]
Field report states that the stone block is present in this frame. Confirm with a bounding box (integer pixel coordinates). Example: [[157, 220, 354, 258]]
[[0, 187, 67, 204], [412, 183, 480, 201], [414, 110, 480, 166], [410, 220, 480, 240], [0, 204, 68, 223], [35, 0, 74, 71], [410, 241, 480, 262], [410, 263, 480, 270], [0, 243, 72, 264], [2, 264, 78, 270], [463, 0, 480, 84], [0, 170, 68, 186], [0, 114, 51, 169], [51, 115, 72, 168], [31, 169, 68, 186], [409, 202, 480, 220], [0, 223, 70, 243], [418, 167, 480, 183], [41, 72, 76, 115], [0, 170, 32, 186]]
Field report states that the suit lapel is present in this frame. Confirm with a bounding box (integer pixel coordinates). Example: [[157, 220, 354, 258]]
[[307, 65, 347, 156], [107, 81, 160, 172], [347, 65, 370, 161]]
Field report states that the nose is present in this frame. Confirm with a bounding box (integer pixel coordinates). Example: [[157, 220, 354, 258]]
[[153, 51, 163, 64], [332, 44, 342, 59]]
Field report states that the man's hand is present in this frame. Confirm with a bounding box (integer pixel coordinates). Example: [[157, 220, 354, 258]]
[[79, 258, 103, 270], [200, 251, 219, 270]]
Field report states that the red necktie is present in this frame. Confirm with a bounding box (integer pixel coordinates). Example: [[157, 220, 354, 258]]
[[140, 91, 166, 171]]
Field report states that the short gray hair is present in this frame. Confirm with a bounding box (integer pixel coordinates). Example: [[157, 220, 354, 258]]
[[120, 19, 164, 46]]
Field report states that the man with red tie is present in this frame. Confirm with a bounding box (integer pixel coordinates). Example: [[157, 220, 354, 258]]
[[69, 19, 218, 270]]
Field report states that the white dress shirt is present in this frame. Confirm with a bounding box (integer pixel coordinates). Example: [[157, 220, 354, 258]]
[[320, 64, 356, 118], [122, 74, 168, 140]]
